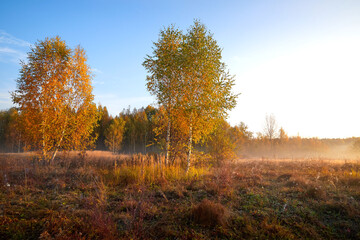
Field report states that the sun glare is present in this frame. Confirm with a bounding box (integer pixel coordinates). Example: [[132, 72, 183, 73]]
[[229, 34, 360, 138]]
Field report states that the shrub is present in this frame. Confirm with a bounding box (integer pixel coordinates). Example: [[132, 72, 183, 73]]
[[305, 185, 326, 200], [192, 199, 228, 227]]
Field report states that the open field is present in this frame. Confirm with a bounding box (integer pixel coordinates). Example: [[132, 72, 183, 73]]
[[1, 152, 360, 239]]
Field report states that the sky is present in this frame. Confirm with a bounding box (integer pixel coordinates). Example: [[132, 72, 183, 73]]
[[1, 0, 359, 138]]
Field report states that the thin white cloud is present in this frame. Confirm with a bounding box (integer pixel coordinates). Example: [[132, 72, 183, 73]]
[[91, 68, 103, 74], [230, 55, 241, 62], [0, 92, 13, 110], [0, 47, 18, 54], [96, 94, 153, 102], [0, 92, 11, 99], [0, 30, 31, 47], [93, 80, 105, 85], [0, 30, 30, 63], [0, 47, 27, 63]]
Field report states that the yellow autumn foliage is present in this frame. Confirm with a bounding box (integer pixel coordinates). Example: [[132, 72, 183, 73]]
[[12, 37, 98, 162]]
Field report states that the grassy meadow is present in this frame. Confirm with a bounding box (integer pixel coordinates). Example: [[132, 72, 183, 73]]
[[0, 152, 360, 239]]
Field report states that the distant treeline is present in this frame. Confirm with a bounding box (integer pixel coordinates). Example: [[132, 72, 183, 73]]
[[1, 105, 359, 160], [91, 104, 254, 161]]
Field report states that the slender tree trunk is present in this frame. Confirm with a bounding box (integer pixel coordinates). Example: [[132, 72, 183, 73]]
[[18, 132, 21, 153], [50, 148, 58, 164], [50, 116, 67, 164], [112, 134, 115, 153], [185, 121, 193, 174], [42, 139, 47, 162], [133, 137, 136, 153], [41, 116, 49, 163], [42, 124, 47, 162], [144, 129, 147, 154], [50, 139, 66, 165], [165, 117, 171, 166]]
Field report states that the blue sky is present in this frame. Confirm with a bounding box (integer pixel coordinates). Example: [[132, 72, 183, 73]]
[[1, 0, 360, 138]]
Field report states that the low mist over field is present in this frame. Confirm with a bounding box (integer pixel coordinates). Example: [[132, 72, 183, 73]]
[[0, 1, 360, 239]]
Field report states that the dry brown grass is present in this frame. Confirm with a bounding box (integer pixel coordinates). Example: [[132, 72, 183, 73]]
[[1, 152, 360, 239]]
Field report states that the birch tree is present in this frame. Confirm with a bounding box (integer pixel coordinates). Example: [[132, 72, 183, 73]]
[[144, 21, 238, 171], [263, 114, 278, 141], [11, 37, 98, 163], [143, 25, 183, 165], [105, 117, 126, 153], [181, 21, 238, 172]]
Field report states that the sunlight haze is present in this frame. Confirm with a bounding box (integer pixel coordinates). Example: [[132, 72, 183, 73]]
[[1, 0, 359, 138]]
